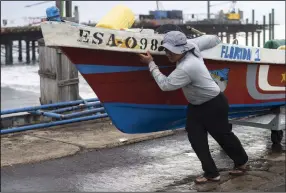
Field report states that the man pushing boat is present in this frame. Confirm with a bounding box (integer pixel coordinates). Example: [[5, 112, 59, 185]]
[[139, 31, 249, 184]]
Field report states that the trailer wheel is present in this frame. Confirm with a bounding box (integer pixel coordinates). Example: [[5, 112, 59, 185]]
[[271, 130, 284, 144]]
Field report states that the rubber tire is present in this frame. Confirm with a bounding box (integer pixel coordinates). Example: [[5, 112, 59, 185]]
[[271, 130, 284, 144]]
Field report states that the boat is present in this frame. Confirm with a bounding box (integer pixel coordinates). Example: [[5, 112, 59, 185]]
[[40, 21, 285, 134]]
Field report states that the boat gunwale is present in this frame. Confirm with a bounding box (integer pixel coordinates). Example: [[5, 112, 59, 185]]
[[40, 21, 286, 66]]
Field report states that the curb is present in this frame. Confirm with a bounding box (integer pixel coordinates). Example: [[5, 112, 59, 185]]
[[91, 130, 177, 149]]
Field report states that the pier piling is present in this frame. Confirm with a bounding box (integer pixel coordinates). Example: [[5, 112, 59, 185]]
[[263, 15, 266, 46], [18, 40, 22, 61], [26, 40, 30, 63], [271, 8, 274, 39], [245, 18, 249, 46], [220, 32, 223, 42], [233, 33, 236, 40], [32, 40, 36, 62], [5, 41, 13, 65], [252, 10, 255, 46], [269, 13, 272, 40], [245, 32, 249, 46], [65, 1, 72, 17], [257, 31, 261, 47], [226, 33, 230, 44]]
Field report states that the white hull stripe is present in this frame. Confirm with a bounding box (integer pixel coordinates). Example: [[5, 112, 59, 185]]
[[258, 65, 285, 92]]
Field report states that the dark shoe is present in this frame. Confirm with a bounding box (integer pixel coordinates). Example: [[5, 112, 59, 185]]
[[229, 165, 247, 176], [194, 175, 220, 184]]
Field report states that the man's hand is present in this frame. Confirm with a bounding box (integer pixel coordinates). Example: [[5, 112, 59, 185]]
[[139, 51, 153, 64]]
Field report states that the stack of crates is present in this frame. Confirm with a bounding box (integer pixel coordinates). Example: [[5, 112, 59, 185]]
[[167, 10, 183, 19], [149, 10, 183, 20], [153, 10, 168, 19]]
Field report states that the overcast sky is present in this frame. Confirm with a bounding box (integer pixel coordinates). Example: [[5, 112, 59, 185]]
[[1, 1, 285, 26]]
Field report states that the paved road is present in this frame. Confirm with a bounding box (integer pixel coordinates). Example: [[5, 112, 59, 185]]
[[1, 116, 285, 192]]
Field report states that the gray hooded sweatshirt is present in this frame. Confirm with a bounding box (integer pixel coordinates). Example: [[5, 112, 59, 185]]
[[149, 35, 221, 105]]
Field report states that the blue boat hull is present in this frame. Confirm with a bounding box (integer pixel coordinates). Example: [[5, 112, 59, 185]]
[[103, 102, 285, 134]]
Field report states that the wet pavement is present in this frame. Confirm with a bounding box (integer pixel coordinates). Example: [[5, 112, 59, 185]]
[[1, 115, 285, 192]]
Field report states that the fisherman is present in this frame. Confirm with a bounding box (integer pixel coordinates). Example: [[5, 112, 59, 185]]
[[139, 31, 249, 184]]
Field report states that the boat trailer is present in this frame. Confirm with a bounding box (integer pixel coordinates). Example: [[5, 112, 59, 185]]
[[229, 106, 285, 144]]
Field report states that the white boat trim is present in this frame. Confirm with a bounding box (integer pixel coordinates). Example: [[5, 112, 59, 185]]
[[258, 65, 286, 91], [40, 21, 286, 65]]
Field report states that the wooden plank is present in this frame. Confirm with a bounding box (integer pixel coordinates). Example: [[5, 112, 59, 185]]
[[56, 48, 79, 102], [38, 45, 58, 104], [38, 38, 80, 105]]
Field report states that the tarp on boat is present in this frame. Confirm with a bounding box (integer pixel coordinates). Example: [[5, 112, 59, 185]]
[[264, 39, 286, 49], [96, 5, 135, 30]]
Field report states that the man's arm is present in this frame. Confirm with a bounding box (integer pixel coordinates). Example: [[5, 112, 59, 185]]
[[187, 35, 221, 52], [149, 61, 191, 91]]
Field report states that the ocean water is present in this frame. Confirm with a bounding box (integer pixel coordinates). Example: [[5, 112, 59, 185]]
[[1, 63, 97, 110], [1, 25, 285, 110]]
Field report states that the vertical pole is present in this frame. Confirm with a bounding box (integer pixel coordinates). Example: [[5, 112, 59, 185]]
[[263, 15, 266, 46], [9, 41, 13, 64], [207, 1, 210, 20], [65, 1, 72, 17], [26, 40, 30, 64], [32, 40, 36, 61], [156, 1, 159, 11], [56, 1, 64, 17], [257, 31, 261, 47], [74, 6, 79, 23], [251, 9, 255, 46], [61, 1, 65, 17], [55, 1, 61, 11], [233, 33, 237, 43], [245, 18, 248, 46], [269, 13, 272, 40], [226, 33, 230, 43], [5, 44, 9, 64], [18, 40, 22, 62], [271, 8, 274, 39], [5, 41, 13, 65], [220, 32, 224, 43]]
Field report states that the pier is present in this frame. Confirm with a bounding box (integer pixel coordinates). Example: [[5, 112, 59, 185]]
[[134, 8, 276, 46], [1, 26, 42, 64]]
